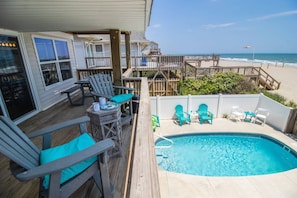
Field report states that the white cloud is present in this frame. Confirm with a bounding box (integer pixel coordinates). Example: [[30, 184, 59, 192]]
[[152, 24, 161, 28], [247, 10, 297, 21], [203, 22, 235, 29]]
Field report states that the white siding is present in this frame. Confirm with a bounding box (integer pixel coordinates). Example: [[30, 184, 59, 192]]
[[73, 36, 87, 69], [22, 32, 78, 110]]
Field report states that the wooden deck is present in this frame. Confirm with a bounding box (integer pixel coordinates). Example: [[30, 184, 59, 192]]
[[0, 95, 133, 198]]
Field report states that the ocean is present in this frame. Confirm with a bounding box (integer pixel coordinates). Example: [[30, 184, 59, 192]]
[[220, 53, 297, 67]]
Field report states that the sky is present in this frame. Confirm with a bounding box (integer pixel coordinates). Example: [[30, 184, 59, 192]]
[[145, 0, 297, 54]]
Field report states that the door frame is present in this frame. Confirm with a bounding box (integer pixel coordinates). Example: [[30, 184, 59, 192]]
[[0, 28, 39, 124]]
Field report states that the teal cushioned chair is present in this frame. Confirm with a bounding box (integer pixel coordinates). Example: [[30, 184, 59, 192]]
[[0, 116, 114, 198], [89, 74, 134, 103], [175, 105, 191, 126], [40, 133, 97, 189], [197, 103, 213, 124], [89, 74, 134, 124]]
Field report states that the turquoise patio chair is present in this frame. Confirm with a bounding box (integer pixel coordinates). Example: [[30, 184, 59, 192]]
[[197, 103, 213, 124], [89, 73, 134, 105], [175, 105, 191, 126], [89, 73, 134, 125]]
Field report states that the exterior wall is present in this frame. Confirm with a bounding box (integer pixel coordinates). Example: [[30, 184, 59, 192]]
[[73, 35, 87, 68], [218, 94, 259, 117], [150, 94, 291, 132], [22, 32, 79, 110], [257, 93, 292, 132]]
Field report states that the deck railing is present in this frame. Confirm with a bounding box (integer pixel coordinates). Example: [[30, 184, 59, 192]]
[[184, 62, 281, 90], [85, 55, 185, 70], [255, 67, 281, 90], [85, 54, 220, 70], [80, 54, 280, 97], [184, 62, 260, 79], [125, 77, 161, 197], [76, 68, 113, 80]]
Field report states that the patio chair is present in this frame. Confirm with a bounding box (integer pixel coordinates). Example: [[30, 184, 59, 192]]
[[89, 73, 134, 124], [229, 106, 245, 122], [196, 103, 213, 124], [0, 115, 114, 198], [253, 108, 269, 125], [175, 105, 191, 126]]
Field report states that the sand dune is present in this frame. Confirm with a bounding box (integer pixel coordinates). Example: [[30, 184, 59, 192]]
[[200, 60, 297, 103]]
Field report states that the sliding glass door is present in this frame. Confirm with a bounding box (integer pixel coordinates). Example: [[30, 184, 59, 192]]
[[0, 35, 36, 120]]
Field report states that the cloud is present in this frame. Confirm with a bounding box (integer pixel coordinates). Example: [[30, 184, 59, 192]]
[[203, 22, 235, 29], [247, 10, 297, 21], [151, 24, 161, 28]]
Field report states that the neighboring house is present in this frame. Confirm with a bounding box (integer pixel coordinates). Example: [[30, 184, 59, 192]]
[[0, 0, 154, 124], [74, 32, 158, 68], [0, 29, 158, 123]]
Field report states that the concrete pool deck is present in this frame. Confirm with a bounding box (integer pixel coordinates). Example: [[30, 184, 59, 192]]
[[155, 118, 297, 198]]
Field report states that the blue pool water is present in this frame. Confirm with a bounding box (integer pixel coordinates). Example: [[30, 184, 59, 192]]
[[155, 133, 297, 176]]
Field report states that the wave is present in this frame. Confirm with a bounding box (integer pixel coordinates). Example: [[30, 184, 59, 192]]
[[221, 57, 297, 67]]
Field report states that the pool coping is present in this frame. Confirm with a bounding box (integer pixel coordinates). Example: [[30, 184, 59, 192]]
[[155, 118, 297, 198]]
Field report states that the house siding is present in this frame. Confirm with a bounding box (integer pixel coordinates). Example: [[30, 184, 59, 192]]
[[22, 32, 79, 110]]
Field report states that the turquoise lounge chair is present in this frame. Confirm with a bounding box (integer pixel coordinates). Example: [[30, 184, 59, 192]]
[[197, 103, 213, 124], [175, 105, 191, 126]]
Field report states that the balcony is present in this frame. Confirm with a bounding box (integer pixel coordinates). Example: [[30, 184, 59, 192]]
[[0, 77, 160, 198]]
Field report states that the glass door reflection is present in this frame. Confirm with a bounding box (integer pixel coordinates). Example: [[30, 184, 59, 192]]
[[0, 35, 36, 120]]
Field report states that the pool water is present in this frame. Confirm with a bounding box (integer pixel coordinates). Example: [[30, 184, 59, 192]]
[[155, 133, 297, 176]]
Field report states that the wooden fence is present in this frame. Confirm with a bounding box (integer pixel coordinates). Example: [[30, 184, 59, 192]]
[[148, 78, 179, 96]]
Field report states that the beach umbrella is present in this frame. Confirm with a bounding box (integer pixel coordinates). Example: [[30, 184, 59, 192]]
[[243, 46, 255, 64]]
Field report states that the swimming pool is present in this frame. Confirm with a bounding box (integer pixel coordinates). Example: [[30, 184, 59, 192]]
[[155, 133, 297, 176]]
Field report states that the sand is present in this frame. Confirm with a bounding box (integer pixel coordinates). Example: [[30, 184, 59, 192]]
[[200, 60, 297, 103]]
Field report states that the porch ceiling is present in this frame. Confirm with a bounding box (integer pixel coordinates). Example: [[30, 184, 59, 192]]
[[0, 0, 153, 32]]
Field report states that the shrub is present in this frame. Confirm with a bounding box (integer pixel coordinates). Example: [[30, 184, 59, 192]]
[[287, 100, 297, 108], [262, 91, 286, 104], [263, 91, 297, 108], [179, 72, 259, 95]]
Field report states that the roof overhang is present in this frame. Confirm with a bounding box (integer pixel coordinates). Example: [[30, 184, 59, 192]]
[[0, 0, 153, 33]]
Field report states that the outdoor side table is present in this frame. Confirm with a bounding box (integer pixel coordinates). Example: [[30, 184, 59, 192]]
[[87, 104, 122, 157], [190, 111, 199, 123], [244, 111, 255, 122]]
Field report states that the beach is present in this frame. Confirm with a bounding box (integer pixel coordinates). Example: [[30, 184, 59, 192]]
[[201, 60, 297, 103]]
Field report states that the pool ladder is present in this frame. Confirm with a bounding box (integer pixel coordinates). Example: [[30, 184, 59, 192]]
[[155, 132, 174, 149], [283, 145, 291, 152]]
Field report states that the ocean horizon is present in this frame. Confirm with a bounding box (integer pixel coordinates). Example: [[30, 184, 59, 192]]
[[220, 53, 297, 67]]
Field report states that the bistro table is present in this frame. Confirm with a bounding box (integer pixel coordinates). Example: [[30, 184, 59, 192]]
[[244, 111, 256, 122], [190, 111, 199, 123], [75, 77, 93, 98], [87, 102, 122, 157]]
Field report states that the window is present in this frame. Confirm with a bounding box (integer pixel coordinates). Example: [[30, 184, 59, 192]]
[[34, 37, 72, 86], [95, 44, 103, 53], [120, 44, 126, 56]]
